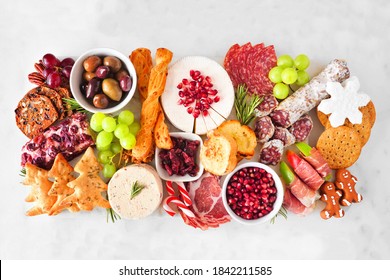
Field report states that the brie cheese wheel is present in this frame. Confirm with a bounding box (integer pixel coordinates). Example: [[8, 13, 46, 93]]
[[108, 164, 163, 219], [161, 56, 234, 135]]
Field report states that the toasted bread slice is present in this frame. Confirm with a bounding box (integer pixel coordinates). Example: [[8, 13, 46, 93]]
[[200, 130, 238, 176], [217, 120, 257, 159]]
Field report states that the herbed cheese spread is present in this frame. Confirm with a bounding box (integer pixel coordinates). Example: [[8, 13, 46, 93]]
[[108, 164, 163, 219]]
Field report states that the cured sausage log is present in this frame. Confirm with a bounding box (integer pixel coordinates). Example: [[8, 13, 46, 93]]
[[270, 59, 350, 128]]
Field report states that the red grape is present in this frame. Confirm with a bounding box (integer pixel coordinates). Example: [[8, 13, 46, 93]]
[[46, 72, 61, 88], [42, 67, 56, 78], [60, 57, 75, 67], [42, 53, 59, 68], [62, 65, 72, 79]]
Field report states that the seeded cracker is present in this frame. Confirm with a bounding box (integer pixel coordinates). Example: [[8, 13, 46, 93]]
[[316, 126, 362, 169], [23, 163, 57, 216], [47, 153, 80, 215], [60, 147, 111, 211], [35, 86, 66, 119], [15, 89, 59, 139]]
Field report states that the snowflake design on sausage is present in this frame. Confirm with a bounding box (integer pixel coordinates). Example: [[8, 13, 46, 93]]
[[318, 76, 370, 127]]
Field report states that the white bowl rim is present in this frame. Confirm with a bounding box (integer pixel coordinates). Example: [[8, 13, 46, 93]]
[[70, 47, 137, 114], [155, 132, 204, 182], [222, 161, 284, 225]]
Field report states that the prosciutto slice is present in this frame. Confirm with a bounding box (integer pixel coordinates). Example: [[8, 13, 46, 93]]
[[180, 172, 231, 230], [294, 159, 324, 191], [283, 189, 314, 215], [288, 177, 319, 207], [302, 148, 332, 179]]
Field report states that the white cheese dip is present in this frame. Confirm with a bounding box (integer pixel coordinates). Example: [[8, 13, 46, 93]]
[[108, 164, 163, 219]]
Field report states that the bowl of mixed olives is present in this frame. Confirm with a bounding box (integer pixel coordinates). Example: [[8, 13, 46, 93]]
[[70, 48, 137, 113]]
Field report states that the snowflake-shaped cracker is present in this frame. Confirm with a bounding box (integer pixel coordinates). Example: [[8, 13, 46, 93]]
[[318, 76, 371, 127]]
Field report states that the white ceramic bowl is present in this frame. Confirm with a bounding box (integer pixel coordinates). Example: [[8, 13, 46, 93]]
[[70, 47, 137, 114], [155, 132, 204, 182], [222, 162, 284, 225]]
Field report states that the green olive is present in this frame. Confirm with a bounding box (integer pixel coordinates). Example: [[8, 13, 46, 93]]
[[83, 71, 96, 82], [102, 78, 122, 101], [103, 56, 122, 73], [83, 55, 102, 72]]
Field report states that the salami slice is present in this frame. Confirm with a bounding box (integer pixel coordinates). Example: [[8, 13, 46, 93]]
[[254, 116, 275, 143], [259, 139, 284, 166], [270, 59, 350, 128], [236, 42, 252, 87], [271, 127, 296, 147], [289, 114, 313, 142], [255, 94, 278, 117], [249, 45, 277, 95], [269, 110, 290, 127], [223, 44, 240, 86]]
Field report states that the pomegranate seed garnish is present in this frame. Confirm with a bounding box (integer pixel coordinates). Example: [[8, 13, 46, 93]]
[[177, 69, 220, 118]]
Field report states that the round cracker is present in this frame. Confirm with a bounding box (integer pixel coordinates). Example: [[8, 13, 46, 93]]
[[316, 126, 362, 169], [15, 90, 59, 139], [36, 86, 65, 119]]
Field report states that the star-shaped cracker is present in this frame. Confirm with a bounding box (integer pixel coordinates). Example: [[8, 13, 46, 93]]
[[60, 147, 110, 211], [23, 163, 57, 216], [47, 153, 80, 215], [318, 76, 370, 127]]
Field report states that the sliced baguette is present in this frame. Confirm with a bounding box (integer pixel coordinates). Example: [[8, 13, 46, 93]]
[[200, 130, 238, 176], [216, 120, 257, 159]]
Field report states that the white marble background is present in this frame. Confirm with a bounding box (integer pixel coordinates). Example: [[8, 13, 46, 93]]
[[0, 0, 389, 260]]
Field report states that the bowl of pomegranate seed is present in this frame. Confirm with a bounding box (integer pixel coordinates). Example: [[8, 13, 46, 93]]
[[222, 162, 284, 225], [155, 132, 204, 182], [70, 48, 137, 114]]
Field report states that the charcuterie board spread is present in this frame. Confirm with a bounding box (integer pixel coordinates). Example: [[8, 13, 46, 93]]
[[15, 43, 376, 230]]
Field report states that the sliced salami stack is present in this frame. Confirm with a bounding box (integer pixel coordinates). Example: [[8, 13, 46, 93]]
[[224, 42, 277, 95]]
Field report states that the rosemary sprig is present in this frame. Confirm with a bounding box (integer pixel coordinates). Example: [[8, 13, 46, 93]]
[[19, 168, 26, 177], [106, 208, 121, 223], [62, 97, 88, 113], [130, 181, 145, 200], [270, 206, 288, 224], [234, 84, 263, 125]]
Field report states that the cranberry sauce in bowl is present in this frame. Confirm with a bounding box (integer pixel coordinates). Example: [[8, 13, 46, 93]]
[[155, 132, 204, 182], [222, 162, 284, 225]]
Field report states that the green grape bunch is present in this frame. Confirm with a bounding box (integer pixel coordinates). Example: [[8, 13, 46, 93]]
[[89, 110, 140, 178], [268, 54, 311, 100]]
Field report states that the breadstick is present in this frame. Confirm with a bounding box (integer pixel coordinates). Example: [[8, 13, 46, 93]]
[[129, 48, 153, 100], [132, 48, 173, 163]]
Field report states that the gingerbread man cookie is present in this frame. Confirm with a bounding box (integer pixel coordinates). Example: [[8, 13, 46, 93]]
[[320, 182, 345, 219], [335, 169, 363, 206]]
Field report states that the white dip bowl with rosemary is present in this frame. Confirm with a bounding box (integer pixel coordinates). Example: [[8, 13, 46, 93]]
[[108, 164, 163, 219]]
